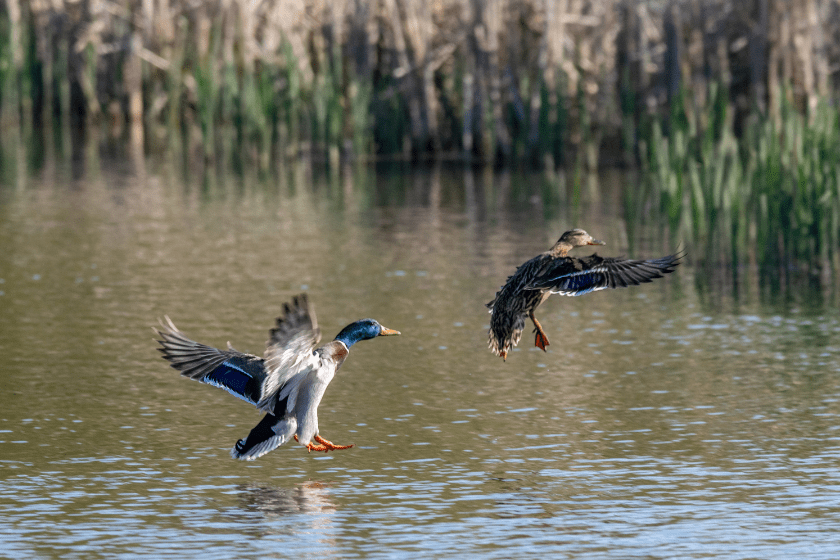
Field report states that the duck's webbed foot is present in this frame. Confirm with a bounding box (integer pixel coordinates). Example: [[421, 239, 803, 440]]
[[533, 329, 550, 352], [529, 311, 550, 352], [295, 434, 354, 453]]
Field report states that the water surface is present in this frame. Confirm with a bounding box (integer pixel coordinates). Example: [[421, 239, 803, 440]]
[[2, 157, 840, 558]]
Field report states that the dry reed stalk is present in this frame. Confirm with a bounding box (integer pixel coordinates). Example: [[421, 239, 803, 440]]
[[544, 0, 567, 167], [751, 0, 769, 114], [525, 1, 546, 160], [3, 0, 23, 128], [32, 5, 53, 127], [462, 52, 475, 159], [127, 26, 144, 148], [383, 0, 423, 154], [401, 0, 437, 150]]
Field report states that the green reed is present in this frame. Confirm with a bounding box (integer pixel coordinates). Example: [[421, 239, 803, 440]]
[[638, 84, 840, 277], [750, 97, 840, 272]]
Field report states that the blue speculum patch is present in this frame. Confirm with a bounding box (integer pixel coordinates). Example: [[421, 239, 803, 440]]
[[205, 362, 251, 399]]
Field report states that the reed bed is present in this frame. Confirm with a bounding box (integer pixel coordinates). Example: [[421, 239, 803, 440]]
[[2, 0, 840, 277], [633, 83, 840, 279], [2, 0, 837, 166]]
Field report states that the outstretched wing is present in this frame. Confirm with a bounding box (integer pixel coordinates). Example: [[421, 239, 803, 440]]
[[527, 253, 682, 296], [258, 294, 322, 412], [156, 316, 267, 406]]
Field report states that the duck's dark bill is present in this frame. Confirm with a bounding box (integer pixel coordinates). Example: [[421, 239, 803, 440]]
[[588, 239, 606, 245], [379, 327, 401, 336]]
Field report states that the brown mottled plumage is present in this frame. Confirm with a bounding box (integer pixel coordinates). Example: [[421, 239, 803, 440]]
[[487, 229, 681, 360]]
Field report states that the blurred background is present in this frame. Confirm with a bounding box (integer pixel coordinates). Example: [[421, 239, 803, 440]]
[[2, 0, 840, 283]]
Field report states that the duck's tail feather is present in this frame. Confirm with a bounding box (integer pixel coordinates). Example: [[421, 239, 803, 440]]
[[231, 413, 297, 461], [487, 310, 525, 359]]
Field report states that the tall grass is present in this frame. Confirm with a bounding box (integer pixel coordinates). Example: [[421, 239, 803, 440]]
[[636, 83, 840, 277]]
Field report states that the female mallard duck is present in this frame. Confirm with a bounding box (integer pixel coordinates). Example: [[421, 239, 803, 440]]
[[155, 294, 399, 460], [487, 229, 680, 360]]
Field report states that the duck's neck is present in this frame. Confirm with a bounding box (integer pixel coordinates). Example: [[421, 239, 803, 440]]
[[551, 242, 574, 257], [333, 322, 370, 349]]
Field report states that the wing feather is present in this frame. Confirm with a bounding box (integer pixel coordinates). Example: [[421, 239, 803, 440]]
[[527, 253, 682, 296], [155, 317, 266, 406], [259, 294, 323, 412]]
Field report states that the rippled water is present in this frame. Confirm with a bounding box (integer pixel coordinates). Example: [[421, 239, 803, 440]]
[[2, 157, 840, 558]]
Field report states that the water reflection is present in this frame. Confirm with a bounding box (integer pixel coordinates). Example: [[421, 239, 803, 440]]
[[237, 482, 337, 517], [232, 482, 339, 553]]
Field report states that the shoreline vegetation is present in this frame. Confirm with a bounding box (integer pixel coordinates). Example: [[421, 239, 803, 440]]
[[2, 0, 840, 278]]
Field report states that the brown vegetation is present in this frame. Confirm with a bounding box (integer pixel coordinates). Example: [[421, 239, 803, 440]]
[[0, 0, 838, 166]]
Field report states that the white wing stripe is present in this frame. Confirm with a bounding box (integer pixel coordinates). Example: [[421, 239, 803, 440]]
[[551, 266, 609, 280], [552, 285, 610, 297]]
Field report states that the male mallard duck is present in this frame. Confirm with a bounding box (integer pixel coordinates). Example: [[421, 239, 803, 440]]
[[155, 294, 399, 460], [487, 229, 681, 360]]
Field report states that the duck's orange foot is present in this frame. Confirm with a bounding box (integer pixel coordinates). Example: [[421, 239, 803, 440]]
[[297, 434, 354, 453], [534, 329, 550, 352]]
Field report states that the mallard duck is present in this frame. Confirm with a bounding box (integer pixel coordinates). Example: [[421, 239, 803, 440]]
[[487, 229, 681, 360], [155, 294, 399, 460]]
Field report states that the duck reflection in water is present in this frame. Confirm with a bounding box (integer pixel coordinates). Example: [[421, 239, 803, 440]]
[[487, 229, 681, 360], [156, 294, 399, 459], [238, 482, 337, 516]]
